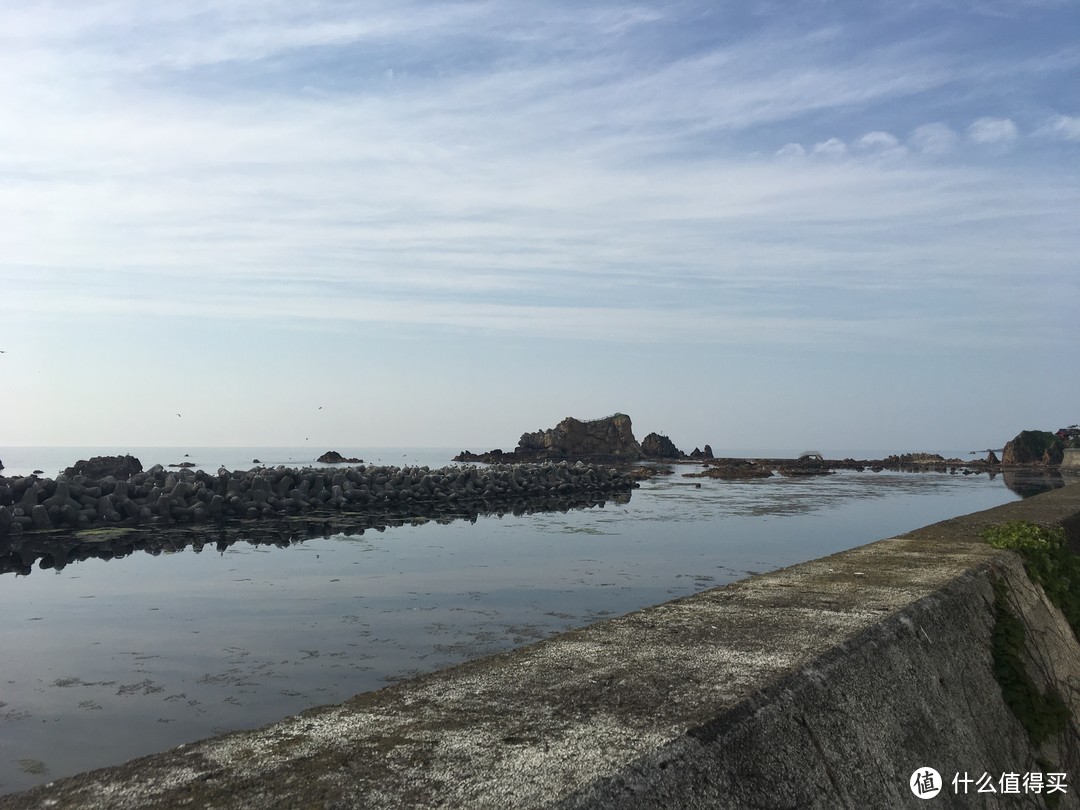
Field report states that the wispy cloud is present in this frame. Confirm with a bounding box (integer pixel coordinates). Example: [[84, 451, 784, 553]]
[[812, 138, 849, 158], [908, 122, 959, 154], [967, 116, 1019, 145], [1039, 113, 1080, 141]]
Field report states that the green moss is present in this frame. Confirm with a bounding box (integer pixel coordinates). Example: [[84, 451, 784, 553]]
[[990, 577, 1069, 746], [983, 521, 1080, 640]]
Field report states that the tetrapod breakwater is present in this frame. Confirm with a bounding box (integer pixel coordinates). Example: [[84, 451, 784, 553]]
[[0, 461, 638, 538]]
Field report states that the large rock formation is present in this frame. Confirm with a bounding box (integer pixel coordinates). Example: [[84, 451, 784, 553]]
[[1002, 430, 1065, 466], [455, 414, 643, 463], [640, 432, 684, 459], [515, 414, 642, 461], [63, 454, 143, 480]]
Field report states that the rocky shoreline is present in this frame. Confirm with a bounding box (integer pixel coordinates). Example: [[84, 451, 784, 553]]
[[0, 460, 638, 539]]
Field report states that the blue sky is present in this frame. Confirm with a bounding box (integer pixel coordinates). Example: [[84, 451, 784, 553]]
[[1, 0, 1077, 454]]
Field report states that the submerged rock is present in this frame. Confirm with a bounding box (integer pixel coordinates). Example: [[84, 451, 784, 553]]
[[684, 461, 773, 480]]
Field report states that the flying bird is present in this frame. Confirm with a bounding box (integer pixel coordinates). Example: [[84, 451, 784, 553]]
[[176, 413, 182, 418]]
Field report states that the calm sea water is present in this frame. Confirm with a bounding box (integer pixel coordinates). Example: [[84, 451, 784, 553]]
[[0, 446, 1049, 794], [0, 446, 465, 478]]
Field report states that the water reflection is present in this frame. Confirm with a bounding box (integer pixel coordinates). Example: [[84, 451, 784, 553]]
[[1001, 469, 1067, 499], [0, 492, 630, 577]]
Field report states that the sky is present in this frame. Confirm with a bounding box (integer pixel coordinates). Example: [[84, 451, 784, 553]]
[[1, 0, 1078, 455]]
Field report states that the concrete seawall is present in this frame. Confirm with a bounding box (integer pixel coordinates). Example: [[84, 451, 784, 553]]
[[3, 485, 1079, 809]]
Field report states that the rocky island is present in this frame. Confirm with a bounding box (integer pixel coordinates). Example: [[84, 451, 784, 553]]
[[455, 413, 644, 463], [316, 450, 363, 464]]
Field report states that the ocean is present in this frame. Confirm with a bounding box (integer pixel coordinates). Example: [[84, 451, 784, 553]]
[[0, 446, 1056, 794], [0, 446, 466, 479]]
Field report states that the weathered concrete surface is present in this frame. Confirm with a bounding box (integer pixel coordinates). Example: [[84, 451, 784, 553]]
[[3, 485, 1079, 809], [1063, 448, 1080, 471]]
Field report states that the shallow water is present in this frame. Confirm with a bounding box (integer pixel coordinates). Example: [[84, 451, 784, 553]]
[[0, 455, 1043, 795]]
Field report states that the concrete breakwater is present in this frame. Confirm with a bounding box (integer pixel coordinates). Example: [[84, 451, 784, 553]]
[[0, 462, 637, 538]]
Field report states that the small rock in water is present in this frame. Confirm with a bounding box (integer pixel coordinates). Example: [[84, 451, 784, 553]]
[[317, 450, 363, 464]]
